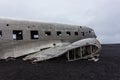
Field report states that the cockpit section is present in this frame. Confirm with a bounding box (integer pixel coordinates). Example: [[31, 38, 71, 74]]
[[78, 26, 97, 39]]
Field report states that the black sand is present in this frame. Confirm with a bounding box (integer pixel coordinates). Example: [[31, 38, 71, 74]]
[[0, 44, 120, 80]]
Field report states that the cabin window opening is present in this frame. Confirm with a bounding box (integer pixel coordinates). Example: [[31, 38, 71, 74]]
[[6, 24, 9, 26], [66, 31, 71, 36], [57, 31, 62, 36], [13, 30, 23, 40], [80, 26, 82, 28], [75, 32, 78, 36], [28, 26, 30, 28], [0, 30, 2, 37], [45, 31, 51, 36], [31, 30, 39, 39], [81, 32, 85, 36]]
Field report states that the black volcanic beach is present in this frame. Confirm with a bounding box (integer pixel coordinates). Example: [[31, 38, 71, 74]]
[[0, 44, 120, 80]]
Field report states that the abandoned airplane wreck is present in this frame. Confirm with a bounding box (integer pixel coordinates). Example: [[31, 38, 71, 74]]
[[0, 18, 101, 63]]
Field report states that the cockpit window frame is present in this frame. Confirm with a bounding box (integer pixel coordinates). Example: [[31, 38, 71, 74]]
[[81, 32, 85, 36]]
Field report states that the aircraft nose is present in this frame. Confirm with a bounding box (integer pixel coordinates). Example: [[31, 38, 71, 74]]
[[91, 29, 97, 38]]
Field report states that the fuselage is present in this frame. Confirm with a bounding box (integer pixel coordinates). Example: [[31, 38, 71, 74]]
[[0, 19, 96, 42], [0, 18, 98, 59]]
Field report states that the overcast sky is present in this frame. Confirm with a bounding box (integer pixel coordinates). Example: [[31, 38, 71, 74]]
[[0, 0, 120, 44]]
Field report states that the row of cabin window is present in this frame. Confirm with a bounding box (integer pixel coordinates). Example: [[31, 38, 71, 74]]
[[41, 31, 79, 36], [13, 30, 80, 40], [0, 30, 84, 40]]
